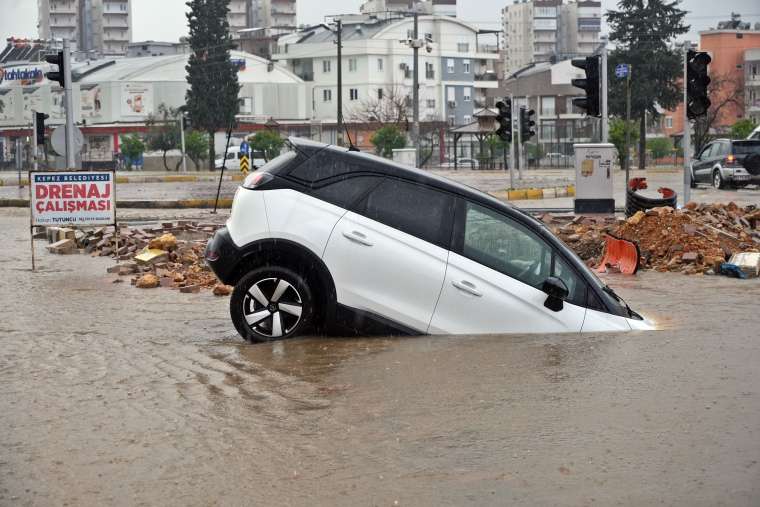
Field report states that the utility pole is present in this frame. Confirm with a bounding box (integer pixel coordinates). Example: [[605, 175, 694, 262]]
[[63, 39, 75, 168], [624, 64, 632, 184], [335, 19, 344, 146], [683, 41, 692, 205], [509, 93, 515, 188], [179, 114, 187, 173], [412, 11, 420, 165], [32, 113, 39, 173], [517, 102, 524, 180], [600, 37, 609, 143]]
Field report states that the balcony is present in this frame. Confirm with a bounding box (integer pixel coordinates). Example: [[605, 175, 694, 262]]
[[476, 44, 499, 54], [474, 71, 498, 81]]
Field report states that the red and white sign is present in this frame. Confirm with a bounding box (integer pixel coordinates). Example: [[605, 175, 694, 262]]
[[31, 171, 115, 226]]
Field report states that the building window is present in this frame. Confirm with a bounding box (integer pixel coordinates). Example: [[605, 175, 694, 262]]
[[377, 58, 384, 71], [323, 60, 331, 73], [665, 116, 673, 129], [350, 88, 358, 101], [447, 58, 455, 73], [425, 62, 435, 79], [378, 88, 384, 100], [463, 115, 472, 124], [448, 115, 456, 126], [349, 58, 357, 72], [426, 99, 436, 108], [540, 96, 555, 116], [323, 89, 332, 102], [463, 59, 471, 74], [457, 42, 469, 53], [463, 87, 472, 102]]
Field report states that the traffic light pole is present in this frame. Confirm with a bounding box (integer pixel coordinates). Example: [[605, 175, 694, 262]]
[[509, 93, 515, 189], [601, 42, 609, 143], [62, 40, 75, 168], [32, 112, 39, 173], [683, 41, 692, 205], [624, 65, 632, 185]]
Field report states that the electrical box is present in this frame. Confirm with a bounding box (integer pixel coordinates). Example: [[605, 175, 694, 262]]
[[573, 143, 615, 214]]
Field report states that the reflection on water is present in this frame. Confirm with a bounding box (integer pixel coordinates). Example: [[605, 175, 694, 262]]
[[2, 210, 760, 506]]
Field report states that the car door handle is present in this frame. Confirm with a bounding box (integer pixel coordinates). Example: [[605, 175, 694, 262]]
[[452, 280, 482, 297], [342, 230, 373, 247]]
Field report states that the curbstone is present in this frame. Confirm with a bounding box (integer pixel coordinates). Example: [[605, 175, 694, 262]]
[[542, 188, 557, 199], [526, 188, 543, 200], [567, 185, 575, 197], [507, 189, 528, 200]]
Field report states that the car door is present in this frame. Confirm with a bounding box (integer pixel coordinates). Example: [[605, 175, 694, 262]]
[[322, 178, 455, 333], [429, 200, 586, 335], [693, 143, 712, 182]]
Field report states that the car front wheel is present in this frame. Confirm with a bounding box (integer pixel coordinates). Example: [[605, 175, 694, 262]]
[[230, 267, 314, 342]]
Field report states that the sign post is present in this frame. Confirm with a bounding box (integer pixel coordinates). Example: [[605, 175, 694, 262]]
[[615, 63, 633, 184]]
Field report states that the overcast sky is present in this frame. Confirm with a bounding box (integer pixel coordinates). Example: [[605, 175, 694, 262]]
[[1, 0, 758, 44]]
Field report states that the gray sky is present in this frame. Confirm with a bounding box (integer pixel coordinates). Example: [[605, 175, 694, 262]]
[[1, 0, 758, 44]]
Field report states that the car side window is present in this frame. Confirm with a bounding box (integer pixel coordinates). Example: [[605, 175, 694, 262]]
[[288, 150, 353, 183], [312, 176, 382, 210], [699, 144, 713, 160], [461, 202, 586, 305], [355, 178, 454, 247]]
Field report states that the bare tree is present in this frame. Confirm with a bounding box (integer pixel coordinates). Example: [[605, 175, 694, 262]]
[[347, 86, 411, 125], [693, 72, 744, 153]]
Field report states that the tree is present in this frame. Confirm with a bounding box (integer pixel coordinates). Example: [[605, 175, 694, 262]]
[[371, 125, 407, 158], [185, 0, 241, 171], [184, 130, 209, 170], [120, 134, 145, 170], [729, 118, 758, 140], [145, 103, 180, 171], [647, 137, 673, 160], [606, 0, 689, 169], [248, 130, 284, 161], [609, 118, 639, 168], [693, 73, 744, 153], [348, 86, 410, 125]]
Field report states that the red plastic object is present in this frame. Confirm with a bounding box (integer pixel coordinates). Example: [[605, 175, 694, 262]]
[[596, 235, 640, 275], [658, 187, 676, 199], [628, 177, 648, 191]]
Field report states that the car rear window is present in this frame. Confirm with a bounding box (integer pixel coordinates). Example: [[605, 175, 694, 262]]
[[288, 150, 354, 183], [732, 141, 760, 155]]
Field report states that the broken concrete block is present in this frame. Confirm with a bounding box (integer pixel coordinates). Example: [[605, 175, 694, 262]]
[[136, 274, 160, 289], [180, 284, 201, 294], [135, 248, 169, 265], [148, 233, 177, 251], [627, 211, 646, 226], [46, 239, 76, 254], [681, 252, 699, 263], [212, 284, 232, 296], [728, 252, 760, 278]]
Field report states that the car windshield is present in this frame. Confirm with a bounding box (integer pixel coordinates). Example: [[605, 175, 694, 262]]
[[732, 141, 760, 155]]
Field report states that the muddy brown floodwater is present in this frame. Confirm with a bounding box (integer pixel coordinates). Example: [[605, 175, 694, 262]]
[[1, 208, 759, 506]]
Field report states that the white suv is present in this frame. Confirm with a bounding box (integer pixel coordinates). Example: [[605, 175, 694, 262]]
[[206, 138, 652, 342]]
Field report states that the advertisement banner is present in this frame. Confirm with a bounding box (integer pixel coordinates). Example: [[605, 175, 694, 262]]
[[31, 171, 116, 226], [22, 86, 44, 122], [121, 83, 152, 116], [81, 84, 103, 119], [0, 89, 17, 121]]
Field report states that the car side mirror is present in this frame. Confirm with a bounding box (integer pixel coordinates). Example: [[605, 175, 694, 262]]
[[542, 276, 569, 312]]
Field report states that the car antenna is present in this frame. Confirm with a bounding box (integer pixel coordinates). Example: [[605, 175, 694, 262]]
[[342, 120, 360, 152]]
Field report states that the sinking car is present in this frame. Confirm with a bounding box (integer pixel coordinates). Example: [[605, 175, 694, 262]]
[[206, 138, 652, 342]]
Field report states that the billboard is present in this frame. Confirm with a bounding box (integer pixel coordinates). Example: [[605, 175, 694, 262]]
[[31, 172, 116, 226], [121, 83, 152, 117], [81, 84, 104, 120]]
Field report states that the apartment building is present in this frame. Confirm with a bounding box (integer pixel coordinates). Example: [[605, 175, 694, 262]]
[[746, 48, 760, 124], [38, 0, 132, 56], [228, 0, 298, 35], [360, 0, 457, 17], [273, 14, 499, 127], [501, 0, 600, 76]]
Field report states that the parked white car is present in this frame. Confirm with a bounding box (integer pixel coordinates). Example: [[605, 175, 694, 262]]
[[206, 138, 653, 342], [439, 158, 480, 169], [214, 146, 267, 171]]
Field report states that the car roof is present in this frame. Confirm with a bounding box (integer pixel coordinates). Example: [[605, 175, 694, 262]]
[[288, 137, 531, 221]]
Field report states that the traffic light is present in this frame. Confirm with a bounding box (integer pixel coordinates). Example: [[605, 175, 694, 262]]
[[45, 51, 66, 87], [35, 112, 49, 146], [571, 55, 601, 117], [519, 107, 535, 143], [686, 49, 711, 120], [182, 115, 191, 131], [495, 99, 512, 143]]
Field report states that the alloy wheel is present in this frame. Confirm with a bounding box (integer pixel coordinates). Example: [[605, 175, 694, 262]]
[[713, 171, 722, 189], [243, 278, 303, 338]]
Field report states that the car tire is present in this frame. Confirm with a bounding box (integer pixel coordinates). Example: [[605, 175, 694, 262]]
[[713, 169, 725, 190], [230, 266, 314, 343]]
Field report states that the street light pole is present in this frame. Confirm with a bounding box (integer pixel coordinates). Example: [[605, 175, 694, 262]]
[[625, 64, 632, 185], [336, 19, 344, 146], [412, 11, 420, 165], [63, 39, 76, 168], [600, 37, 609, 143], [683, 41, 692, 205]]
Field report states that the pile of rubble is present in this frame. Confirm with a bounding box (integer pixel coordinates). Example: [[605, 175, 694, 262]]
[[43, 221, 231, 294], [546, 202, 760, 276]]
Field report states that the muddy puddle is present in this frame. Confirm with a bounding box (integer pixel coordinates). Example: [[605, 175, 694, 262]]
[[1, 209, 759, 506]]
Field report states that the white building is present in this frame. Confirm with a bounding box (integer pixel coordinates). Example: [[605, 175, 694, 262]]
[[360, 0, 457, 17], [502, 0, 601, 76], [228, 0, 298, 35], [274, 14, 499, 127], [38, 0, 132, 56]]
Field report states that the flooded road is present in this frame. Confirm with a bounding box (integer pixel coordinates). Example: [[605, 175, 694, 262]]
[[2, 208, 759, 506]]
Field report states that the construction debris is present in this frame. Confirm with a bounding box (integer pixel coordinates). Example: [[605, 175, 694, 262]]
[[39, 220, 227, 293], [547, 202, 760, 276]]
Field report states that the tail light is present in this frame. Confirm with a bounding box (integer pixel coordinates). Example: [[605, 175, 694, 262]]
[[242, 171, 273, 189], [726, 154, 737, 166]]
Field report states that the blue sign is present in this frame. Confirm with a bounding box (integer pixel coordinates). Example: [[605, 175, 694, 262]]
[[239, 141, 250, 155], [615, 64, 630, 79]]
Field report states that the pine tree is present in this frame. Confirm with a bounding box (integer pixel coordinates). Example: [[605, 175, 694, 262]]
[[185, 0, 240, 170], [606, 0, 689, 169]]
